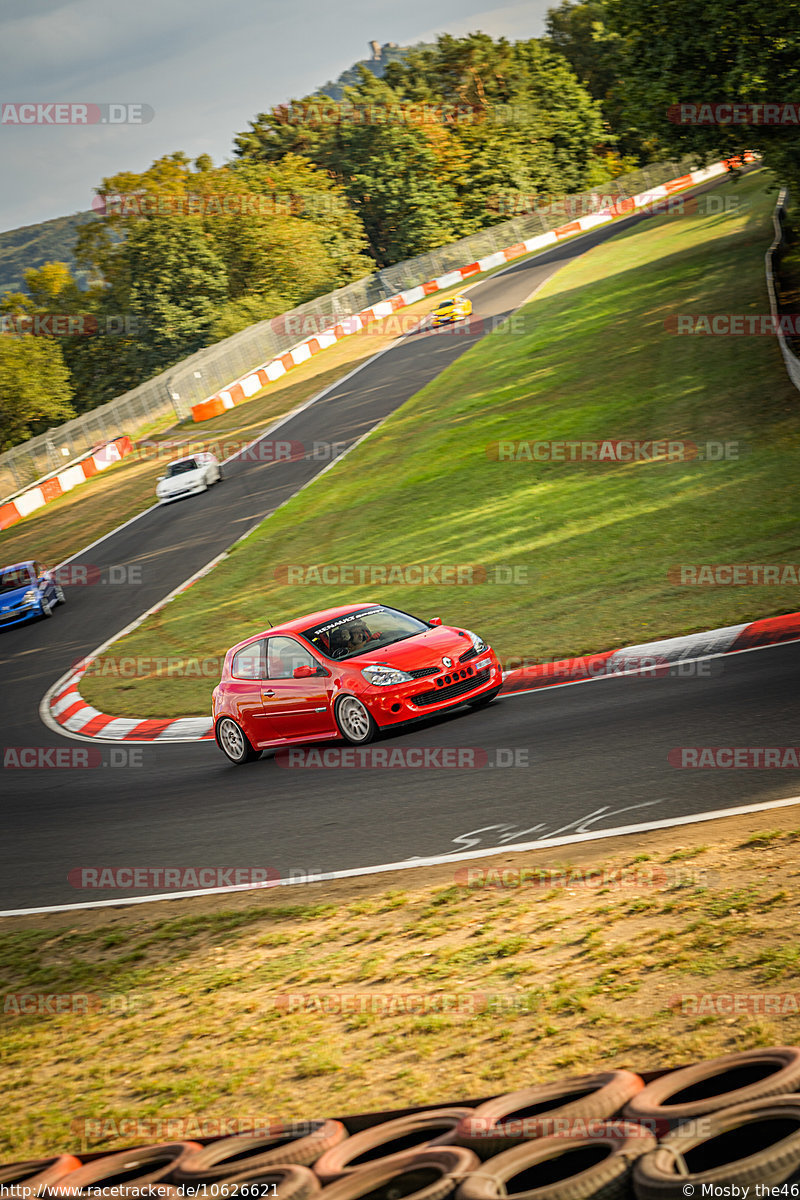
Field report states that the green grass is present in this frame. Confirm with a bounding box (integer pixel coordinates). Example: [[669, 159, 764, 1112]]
[[80, 169, 799, 718]]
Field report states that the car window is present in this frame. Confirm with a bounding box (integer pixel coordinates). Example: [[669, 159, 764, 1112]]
[[0, 567, 34, 593], [231, 642, 265, 680], [266, 636, 319, 679], [302, 606, 429, 661], [166, 459, 198, 477]]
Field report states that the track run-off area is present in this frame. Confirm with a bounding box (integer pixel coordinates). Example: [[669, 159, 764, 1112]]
[[2, 171, 799, 915]]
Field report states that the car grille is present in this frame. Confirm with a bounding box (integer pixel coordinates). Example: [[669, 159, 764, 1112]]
[[459, 646, 478, 663], [407, 667, 441, 679], [411, 667, 491, 708]]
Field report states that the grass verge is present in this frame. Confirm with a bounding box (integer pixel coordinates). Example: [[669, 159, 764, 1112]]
[[2, 807, 800, 1158], [80, 169, 800, 719]]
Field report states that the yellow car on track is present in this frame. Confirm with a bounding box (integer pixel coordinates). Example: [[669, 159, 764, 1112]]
[[431, 294, 473, 326]]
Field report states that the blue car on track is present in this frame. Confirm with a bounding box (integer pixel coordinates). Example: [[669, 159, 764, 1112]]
[[0, 560, 66, 629]]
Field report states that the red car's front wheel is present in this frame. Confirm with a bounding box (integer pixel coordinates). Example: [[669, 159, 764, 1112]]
[[335, 695, 378, 745]]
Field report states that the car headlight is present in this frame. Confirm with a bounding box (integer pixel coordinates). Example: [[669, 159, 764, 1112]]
[[23, 589, 38, 605], [361, 665, 414, 686], [465, 630, 488, 653]]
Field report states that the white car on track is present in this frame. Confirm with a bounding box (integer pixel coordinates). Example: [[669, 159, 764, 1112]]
[[156, 452, 222, 504]]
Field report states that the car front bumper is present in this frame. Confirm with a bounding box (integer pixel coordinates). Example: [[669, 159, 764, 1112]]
[[364, 653, 502, 727]]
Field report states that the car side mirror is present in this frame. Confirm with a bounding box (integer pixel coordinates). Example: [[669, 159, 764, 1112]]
[[157, 475, 165, 481], [429, 616, 442, 626], [293, 664, 318, 679]]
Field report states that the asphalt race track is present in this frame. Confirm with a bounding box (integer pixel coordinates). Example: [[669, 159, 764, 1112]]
[[2, 174, 798, 913]]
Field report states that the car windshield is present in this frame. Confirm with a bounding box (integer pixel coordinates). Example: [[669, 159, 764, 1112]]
[[166, 459, 199, 477], [302, 606, 430, 661], [0, 567, 33, 593]]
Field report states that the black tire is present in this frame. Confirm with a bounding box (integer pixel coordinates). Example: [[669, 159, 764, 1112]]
[[334, 695, 378, 745], [467, 687, 502, 710], [55, 585, 66, 605], [39, 594, 53, 618], [623, 1046, 800, 1132], [632, 1096, 800, 1197], [454, 1124, 656, 1200], [215, 717, 262, 764]]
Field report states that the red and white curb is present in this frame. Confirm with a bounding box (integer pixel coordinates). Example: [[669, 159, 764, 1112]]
[[43, 610, 800, 744], [0, 436, 134, 534], [190, 162, 732, 423], [502, 612, 800, 692]]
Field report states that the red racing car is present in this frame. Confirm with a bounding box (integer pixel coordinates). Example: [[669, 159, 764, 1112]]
[[212, 603, 502, 764]]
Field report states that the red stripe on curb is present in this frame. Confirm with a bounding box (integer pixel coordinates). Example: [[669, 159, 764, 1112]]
[[732, 612, 800, 650], [125, 718, 179, 740], [422, 281, 439, 295], [78, 714, 117, 737]]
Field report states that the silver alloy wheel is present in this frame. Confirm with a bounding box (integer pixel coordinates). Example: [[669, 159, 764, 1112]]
[[55, 585, 66, 604], [218, 717, 247, 762], [337, 696, 373, 743], [40, 595, 53, 617]]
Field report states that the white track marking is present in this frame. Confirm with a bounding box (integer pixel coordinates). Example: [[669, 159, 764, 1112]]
[[4, 793, 800, 916]]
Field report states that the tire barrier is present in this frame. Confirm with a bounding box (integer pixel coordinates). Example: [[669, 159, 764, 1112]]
[[454, 1123, 656, 1200], [222, 1164, 321, 1200], [8, 1049, 800, 1197], [453, 1072, 646, 1157], [623, 1047, 800, 1132], [173, 1123, 347, 1182], [313, 1110, 477, 1183], [0, 1156, 82, 1188], [49, 1142, 202, 1191], [316, 1148, 479, 1200], [632, 1095, 800, 1196]]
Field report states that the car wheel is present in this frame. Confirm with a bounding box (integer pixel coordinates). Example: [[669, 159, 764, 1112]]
[[39, 595, 53, 618], [335, 695, 378, 745], [55, 585, 66, 605], [467, 687, 501, 710], [216, 717, 262, 764]]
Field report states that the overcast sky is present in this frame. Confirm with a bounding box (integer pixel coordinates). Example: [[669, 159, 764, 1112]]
[[0, 0, 551, 235]]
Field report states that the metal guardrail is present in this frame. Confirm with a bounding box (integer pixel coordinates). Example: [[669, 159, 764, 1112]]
[[765, 188, 800, 394], [0, 156, 702, 497]]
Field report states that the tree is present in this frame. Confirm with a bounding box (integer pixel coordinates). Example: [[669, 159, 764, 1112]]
[[604, 0, 800, 189], [545, 0, 653, 160], [0, 334, 75, 451]]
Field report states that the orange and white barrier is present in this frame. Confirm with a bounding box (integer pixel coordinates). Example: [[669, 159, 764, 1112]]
[[0, 436, 134, 532], [191, 160, 734, 423]]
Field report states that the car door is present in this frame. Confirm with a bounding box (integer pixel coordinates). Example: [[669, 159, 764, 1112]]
[[226, 640, 281, 747], [260, 636, 335, 740]]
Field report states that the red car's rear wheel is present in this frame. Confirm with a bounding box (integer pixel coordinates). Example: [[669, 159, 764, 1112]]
[[335, 695, 378, 745], [216, 717, 262, 764]]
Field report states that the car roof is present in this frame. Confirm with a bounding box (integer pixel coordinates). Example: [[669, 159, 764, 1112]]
[[169, 454, 202, 465], [0, 560, 35, 572], [233, 602, 383, 648]]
